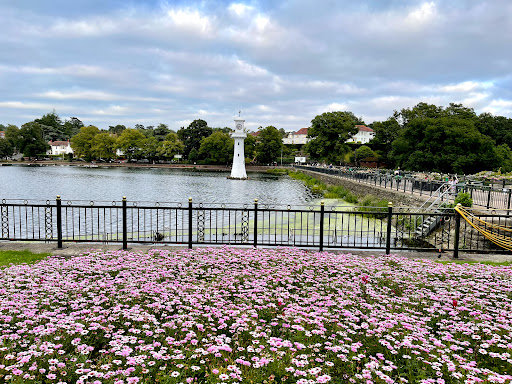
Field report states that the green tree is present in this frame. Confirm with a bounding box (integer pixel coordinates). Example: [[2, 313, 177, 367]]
[[71, 126, 100, 161], [256, 126, 282, 164], [244, 134, 257, 162], [390, 117, 498, 174], [0, 139, 13, 158], [18, 122, 50, 157], [496, 144, 512, 173], [352, 145, 374, 163], [108, 125, 127, 135], [369, 118, 401, 166], [63, 117, 84, 138], [305, 111, 360, 163], [177, 119, 212, 159], [158, 133, 184, 160], [91, 133, 116, 160], [153, 124, 172, 141], [34, 110, 67, 141], [141, 136, 160, 161], [116, 129, 146, 160], [5, 125, 21, 151], [199, 131, 233, 164]]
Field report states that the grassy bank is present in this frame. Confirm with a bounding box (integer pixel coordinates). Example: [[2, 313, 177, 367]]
[[0, 249, 51, 267], [270, 168, 389, 213]]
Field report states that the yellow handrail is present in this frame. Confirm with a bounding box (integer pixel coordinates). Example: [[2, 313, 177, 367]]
[[454, 205, 512, 251]]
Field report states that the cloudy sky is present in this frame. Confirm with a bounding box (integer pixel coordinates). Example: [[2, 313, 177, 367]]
[[1, 0, 511, 132]]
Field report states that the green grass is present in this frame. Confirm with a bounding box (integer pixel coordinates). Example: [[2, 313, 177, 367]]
[[436, 259, 512, 266], [0, 250, 51, 267]]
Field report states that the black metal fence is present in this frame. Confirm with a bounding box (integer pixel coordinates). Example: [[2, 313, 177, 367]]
[[297, 165, 512, 210], [2, 197, 511, 256]]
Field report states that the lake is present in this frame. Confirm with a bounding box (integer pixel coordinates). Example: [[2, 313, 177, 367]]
[[1, 165, 317, 205]]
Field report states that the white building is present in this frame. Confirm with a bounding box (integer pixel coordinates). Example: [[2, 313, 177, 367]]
[[349, 125, 375, 144], [47, 140, 74, 156], [283, 126, 375, 145], [283, 128, 309, 145]]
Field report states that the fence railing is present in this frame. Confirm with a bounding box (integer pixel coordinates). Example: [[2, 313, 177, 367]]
[[296, 165, 512, 211], [2, 196, 512, 256]]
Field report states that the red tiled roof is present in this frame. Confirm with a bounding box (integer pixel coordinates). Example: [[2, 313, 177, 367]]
[[48, 140, 71, 146], [355, 125, 374, 132], [295, 128, 309, 135], [249, 131, 260, 137]]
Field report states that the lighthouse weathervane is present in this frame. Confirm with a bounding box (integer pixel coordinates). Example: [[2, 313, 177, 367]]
[[229, 111, 248, 179]]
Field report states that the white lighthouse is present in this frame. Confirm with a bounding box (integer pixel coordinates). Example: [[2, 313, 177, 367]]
[[230, 116, 247, 179]]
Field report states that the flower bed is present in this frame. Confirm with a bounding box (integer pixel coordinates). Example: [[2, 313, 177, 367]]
[[0, 248, 511, 383]]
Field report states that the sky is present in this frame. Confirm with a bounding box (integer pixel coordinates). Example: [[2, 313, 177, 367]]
[[0, 0, 511, 132]]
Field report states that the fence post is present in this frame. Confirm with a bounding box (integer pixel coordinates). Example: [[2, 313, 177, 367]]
[[319, 200, 325, 251], [385, 202, 393, 254], [253, 198, 258, 248], [453, 204, 461, 259], [487, 188, 491, 209], [122, 196, 127, 250], [188, 197, 193, 249], [507, 190, 511, 216], [56, 195, 62, 249]]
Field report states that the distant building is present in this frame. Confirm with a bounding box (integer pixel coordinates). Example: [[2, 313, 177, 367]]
[[47, 140, 74, 156], [282, 126, 375, 145], [282, 128, 309, 145], [0, 131, 5, 139], [349, 125, 374, 144]]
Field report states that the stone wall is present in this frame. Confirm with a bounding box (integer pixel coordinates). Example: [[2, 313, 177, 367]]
[[301, 169, 425, 207]]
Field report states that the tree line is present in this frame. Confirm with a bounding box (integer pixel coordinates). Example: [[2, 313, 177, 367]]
[[0, 112, 287, 165], [304, 104, 512, 175], [2, 102, 512, 174]]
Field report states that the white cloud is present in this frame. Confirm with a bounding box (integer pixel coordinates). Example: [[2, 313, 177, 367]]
[[228, 3, 255, 17]]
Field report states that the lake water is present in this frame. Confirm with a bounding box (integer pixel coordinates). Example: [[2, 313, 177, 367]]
[[1, 165, 316, 205]]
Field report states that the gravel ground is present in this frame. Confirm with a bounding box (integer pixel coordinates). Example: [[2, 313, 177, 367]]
[[1, 241, 511, 263]]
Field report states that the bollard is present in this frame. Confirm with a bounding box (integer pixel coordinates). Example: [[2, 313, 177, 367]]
[[385, 202, 393, 254], [319, 201, 325, 252], [253, 198, 259, 248], [188, 197, 193, 249], [122, 196, 127, 250], [56, 195, 62, 249]]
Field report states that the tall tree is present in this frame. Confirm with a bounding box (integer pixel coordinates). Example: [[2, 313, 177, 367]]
[[35, 110, 66, 141], [305, 111, 360, 163], [70, 126, 100, 161], [177, 119, 212, 159], [158, 133, 184, 160], [390, 117, 498, 174], [63, 117, 84, 138], [256, 126, 283, 164], [153, 124, 171, 141], [91, 133, 116, 160], [198, 131, 233, 164], [18, 122, 50, 157], [116, 129, 146, 160]]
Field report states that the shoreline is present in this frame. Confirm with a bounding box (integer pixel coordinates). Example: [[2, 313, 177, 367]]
[[0, 160, 284, 172]]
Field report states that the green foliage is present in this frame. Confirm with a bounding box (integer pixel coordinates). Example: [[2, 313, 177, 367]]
[[256, 126, 283, 164], [198, 131, 233, 164], [177, 119, 212, 159], [0, 250, 51, 267], [158, 133, 184, 160], [71, 125, 100, 161], [305, 111, 361, 163], [356, 196, 389, 218], [244, 134, 257, 161], [18, 122, 50, 157], [116, 128, 146, 160], [390, 117, 498, 174], [287, 171, 359, 202], [0, 139, 13, 158], [91, 132, 116, 159], [454, 192, 473, 207]]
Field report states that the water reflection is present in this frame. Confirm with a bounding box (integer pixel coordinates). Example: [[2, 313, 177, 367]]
[[2, 166, 315, 205]]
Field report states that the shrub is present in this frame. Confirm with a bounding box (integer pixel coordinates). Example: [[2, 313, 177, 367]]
[[454, 192, 473, 207]]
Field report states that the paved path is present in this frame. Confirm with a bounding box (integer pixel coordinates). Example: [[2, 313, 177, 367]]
[[1, 241, 511, 263]]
